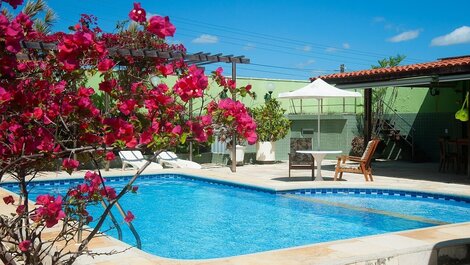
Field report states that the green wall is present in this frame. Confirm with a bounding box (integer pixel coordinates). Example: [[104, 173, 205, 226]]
[[86, 73, 464, 163]]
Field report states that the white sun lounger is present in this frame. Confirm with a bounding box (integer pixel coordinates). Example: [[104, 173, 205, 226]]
[[119, 150, 163, 171], [156, 151, 202, 169]]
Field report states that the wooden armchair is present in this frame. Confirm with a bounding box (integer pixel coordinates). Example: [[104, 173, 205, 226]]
[[288, 138, 315, 180], [334, 139, 380, 181], [438, 137, 458, 172]]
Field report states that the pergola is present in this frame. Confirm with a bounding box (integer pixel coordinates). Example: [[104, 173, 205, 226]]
[[314, 55, 470, 176], [18, 40, 251, 173]]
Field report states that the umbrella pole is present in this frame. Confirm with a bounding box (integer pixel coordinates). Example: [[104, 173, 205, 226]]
[[317, 99, 321, 150]]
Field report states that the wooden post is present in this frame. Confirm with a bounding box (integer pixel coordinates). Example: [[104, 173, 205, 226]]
[[466, 81, 470, 178], [364, 88, 372, 149], [189, 98, 193, 161], [231, 62, 237, 173]]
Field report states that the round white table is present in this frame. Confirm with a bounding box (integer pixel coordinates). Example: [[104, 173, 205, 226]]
[[296, 150, 342, 181]]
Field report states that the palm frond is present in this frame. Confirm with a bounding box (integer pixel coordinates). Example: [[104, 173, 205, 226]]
[[44, 9, 57, 26], [33, 19, 48, 34], [127, 22, 139, 34], [1, 8, 13, 19], [23, 0, 49, 18]]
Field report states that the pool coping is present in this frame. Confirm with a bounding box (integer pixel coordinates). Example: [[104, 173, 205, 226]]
[[2, 168, 470, 264]]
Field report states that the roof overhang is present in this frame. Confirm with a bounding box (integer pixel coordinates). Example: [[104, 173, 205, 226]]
[[333, 73, 470, 89]]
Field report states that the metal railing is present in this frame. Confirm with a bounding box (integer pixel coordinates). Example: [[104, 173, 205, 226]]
[[375, 99, 416, 160], [287, 98, 359, 114]]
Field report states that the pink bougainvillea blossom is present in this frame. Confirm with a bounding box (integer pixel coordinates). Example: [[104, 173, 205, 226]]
[[0, 86, 12, 103], [97, 58, 115, 72], [117, 99, 138, 116], [173, 65, 208, 102], [100, 186, 117, 200], [18, 240, 31, 252], [33, 195, 65, 228], [4, 0, 24, 9], [147, 16, 175, 38], [128, 2, 146, 23], [157, 64, 174, 77], [62, 158, 79, 174], [98, 79, 118, 93], [124, 210, 135, 223], [3, 195, 14, 205], [208, 98, 257, 144], [16, 205, 25, 215], [105, 151, 116, 161]]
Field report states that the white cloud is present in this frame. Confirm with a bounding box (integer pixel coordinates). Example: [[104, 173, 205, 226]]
[[296, 59, 315, 68], [302, 45, 312, 52], [431, 26, 470, 46], [192, 34, 219, 44], [243, 43, 256, 50], [387, 30, 420, 42], [372, 16, 385, 23], [325, 47, 337, 53], [326, 43, 349, 53]]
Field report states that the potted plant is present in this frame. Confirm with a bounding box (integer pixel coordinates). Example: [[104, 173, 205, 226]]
[[226, 138, 247, 165], [251, 98, 291, 163]]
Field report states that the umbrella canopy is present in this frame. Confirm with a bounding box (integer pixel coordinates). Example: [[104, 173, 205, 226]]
[[278, 78, 361, 99], [278, 78, 362, 149]]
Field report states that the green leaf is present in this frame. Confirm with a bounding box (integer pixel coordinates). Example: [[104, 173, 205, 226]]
[[180, 133, 188, 144]]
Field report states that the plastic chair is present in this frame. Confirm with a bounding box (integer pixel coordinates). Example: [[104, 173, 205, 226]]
[[156, 151, 202, 169], [119, 150, 163, 171]]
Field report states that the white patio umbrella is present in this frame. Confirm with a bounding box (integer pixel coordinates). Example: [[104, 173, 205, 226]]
[[278, 78, 362, 149]]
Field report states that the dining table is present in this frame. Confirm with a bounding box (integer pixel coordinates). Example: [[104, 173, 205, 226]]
[[296, 150, 342, 181]]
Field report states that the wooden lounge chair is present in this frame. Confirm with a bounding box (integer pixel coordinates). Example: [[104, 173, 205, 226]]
[[334, 139, 380, 181], [288, 138, 315, 180]]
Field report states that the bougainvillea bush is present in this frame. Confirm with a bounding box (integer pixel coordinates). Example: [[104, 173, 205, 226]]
[[0, 1, 256, 264]]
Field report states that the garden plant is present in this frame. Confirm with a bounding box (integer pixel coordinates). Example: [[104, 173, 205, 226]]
[[0, 1, 257, 264]]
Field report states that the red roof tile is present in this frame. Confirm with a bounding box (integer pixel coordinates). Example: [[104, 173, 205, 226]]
[[313, 55, 470, 84]]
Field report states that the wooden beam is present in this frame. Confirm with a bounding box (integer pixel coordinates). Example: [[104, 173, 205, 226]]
[[17, 41, 251, 66], [364, 88, 372, 149]]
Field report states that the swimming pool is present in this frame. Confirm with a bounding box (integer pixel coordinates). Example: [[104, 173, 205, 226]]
[[3, 174, 470, 259]]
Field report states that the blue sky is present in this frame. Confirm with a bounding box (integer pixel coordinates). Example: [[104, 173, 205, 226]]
[[20, 0, 470, 80]]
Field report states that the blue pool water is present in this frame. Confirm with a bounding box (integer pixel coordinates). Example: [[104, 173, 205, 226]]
[[3, 174, 470, 259]]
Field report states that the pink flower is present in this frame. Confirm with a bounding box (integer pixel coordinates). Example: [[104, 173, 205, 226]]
[[16, 205, 25, 215], [124, 211, 135, 223], [99, 79, 117, 93], [157, 64, 173, 77], [128, 2, 146, 23], [171, 125, 182, 135], [100, 186, 117, 200], [3, 195, 14, 205], [18, 240, 31, 252], [173, 65, 208, 102], [97, 59, 114, 72], [33, 195, 65, 228], [62, 158, 79, 174], [105, 151, 116, 161], [35, 194, 54, 206], [117, 99, 138, 116], [131, 186, 139, 193], [33, 107, 43, 119], [147, 16, 175, 38], [0, 87, 12, 103]]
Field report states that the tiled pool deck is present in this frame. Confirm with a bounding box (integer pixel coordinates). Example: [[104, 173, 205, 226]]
[[2, 160, 470, 264]]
